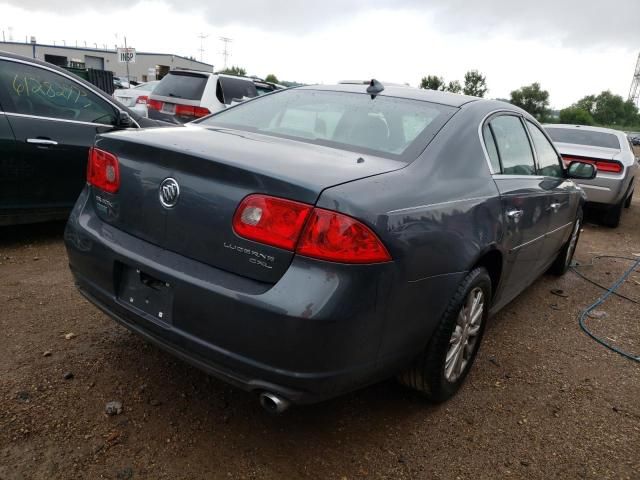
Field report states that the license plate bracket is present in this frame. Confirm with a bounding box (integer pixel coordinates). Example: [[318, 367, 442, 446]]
[[161, 102, 175, 114], [117, 266, 173, 324]]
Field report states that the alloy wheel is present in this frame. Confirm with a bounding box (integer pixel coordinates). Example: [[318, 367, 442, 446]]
[[445, 287, 485, 383]]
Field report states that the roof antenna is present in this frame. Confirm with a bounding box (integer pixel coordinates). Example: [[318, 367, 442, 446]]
[[366, 78, 384, 99]]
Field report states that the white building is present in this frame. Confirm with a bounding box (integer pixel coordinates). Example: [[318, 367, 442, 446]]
[[0, 40, 213, 82]]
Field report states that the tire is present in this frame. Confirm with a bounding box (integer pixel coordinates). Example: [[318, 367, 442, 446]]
[[549, 211, 582, 276], [397, 268, 492, 403], [601, 198, 623, 228], [624, 189, 633, 209]]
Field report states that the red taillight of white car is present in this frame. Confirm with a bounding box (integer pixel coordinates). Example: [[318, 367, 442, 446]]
[[136, 95, 149, 105], [146, 99, 210, 118], [562, 155, 623, 174], [233, 194, 391, 264], [87, 147, 120, 194]]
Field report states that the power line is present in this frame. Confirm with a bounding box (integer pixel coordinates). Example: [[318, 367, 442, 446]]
[[197, 33, 209, 62], [219, 36, 232, 70]]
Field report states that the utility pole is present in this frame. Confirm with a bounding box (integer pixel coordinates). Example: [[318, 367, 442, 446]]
[[197, 33, 209, 62], [628, 52, 640, 107], [124, 35, 131, 86], [219, 36, 232, 71]]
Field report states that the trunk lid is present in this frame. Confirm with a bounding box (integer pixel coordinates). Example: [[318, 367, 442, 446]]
[[553, 142, 620, 161], [92, 125, 403, 283]]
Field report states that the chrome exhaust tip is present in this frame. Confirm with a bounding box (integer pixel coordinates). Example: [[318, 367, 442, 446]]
[[259, 391, 290, 414]]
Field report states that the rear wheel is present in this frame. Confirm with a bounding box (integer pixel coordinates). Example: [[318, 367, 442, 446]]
[[549, 211, 582, 276], [397, 268, 491, 402], [601, 198, 624, 228]]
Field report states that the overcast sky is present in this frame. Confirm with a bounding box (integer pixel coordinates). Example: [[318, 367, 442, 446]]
[[1, 0, 639, 108]]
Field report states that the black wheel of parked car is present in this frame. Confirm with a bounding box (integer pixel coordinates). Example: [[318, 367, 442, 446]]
[[601, 197, 624, 228], [549, 210, 582, 276], [398, 268, 492, 403], [624, 189, 634, 209]]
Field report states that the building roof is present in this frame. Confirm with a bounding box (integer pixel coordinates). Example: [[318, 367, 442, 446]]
[[0, 41, 213, 68]]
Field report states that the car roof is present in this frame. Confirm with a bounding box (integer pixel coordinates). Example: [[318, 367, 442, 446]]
[[543, 123, 625, 136], [298, 83, 480, 108]]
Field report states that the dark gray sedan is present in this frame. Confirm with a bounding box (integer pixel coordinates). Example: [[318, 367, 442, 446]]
[[64, 82, 595, 412]]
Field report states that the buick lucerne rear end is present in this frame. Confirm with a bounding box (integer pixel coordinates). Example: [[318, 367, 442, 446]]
[[65, 83, 587, 410]]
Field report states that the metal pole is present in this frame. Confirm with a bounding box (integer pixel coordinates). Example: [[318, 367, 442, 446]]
[[124, 36, 130, 86]]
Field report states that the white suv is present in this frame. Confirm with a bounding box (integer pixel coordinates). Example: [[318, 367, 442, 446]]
[[148, 70, 259, 124]]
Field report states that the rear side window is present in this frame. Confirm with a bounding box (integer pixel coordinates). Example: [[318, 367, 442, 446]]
[[0, 59, 117, 125], [218, 77, 258, 105], [153, 72, 208, 100], [545, 127, 621, 150], [198, 89, 457, 160], [526, 121, 563, 178], [489, 116, 536, 175], [482, 124, 501, 173]]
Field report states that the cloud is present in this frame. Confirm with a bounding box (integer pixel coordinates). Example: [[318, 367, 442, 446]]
[[4, 0, 640, 48]]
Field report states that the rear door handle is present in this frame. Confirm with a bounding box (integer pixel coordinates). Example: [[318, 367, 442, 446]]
[[27, 138, 58, 146], [506, 209, 524, 220], [549, 202, 562, 212]]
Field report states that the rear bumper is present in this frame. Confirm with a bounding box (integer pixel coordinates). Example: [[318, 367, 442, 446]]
[[576, 169, 634, 206], [65, 189, 463, 403]]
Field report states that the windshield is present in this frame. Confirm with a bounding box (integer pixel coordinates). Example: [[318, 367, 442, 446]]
[[197, 89, 456, 159], [135, 81, 158, 92], [546, 127, 621, 150], [153, 72, 208, 100]]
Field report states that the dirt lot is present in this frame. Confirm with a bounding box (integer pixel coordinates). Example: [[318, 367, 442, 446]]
[[1, 185, 639, 480]]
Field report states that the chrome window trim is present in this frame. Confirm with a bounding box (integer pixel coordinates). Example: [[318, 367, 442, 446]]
[[387, 195, 494, 215], [478, 109, 518, 175], [0, 55, 140, 128], [0, 110, 114, 128]]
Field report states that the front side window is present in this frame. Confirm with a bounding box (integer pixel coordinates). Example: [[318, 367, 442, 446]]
[[526, 120, 563, 178], [0, 60, 117, 125], [489, 115, 536, 175], [198, 89, 457, 160]]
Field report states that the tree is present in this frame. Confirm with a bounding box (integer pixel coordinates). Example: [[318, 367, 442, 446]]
[[446, 80, 462, 94], [420, 75, 446, 91], [463, 70, 488, 97], [265, 74, 279, 84], [510, 82, 550, 120], [220, 65, 247, 76], [572, 91, 640, 126], [559, 107, 595, 126]]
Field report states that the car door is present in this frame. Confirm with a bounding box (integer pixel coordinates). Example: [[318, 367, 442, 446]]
[[0, 58, 119, 212], [525, 120, 577, 263], [0, 95, 22, 219], [483, 114, 551, 301]]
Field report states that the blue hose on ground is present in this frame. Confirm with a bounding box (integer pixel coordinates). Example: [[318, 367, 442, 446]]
[[574, 256, 640, 363]]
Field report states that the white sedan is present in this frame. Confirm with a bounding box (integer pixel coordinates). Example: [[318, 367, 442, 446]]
[[113, 81, 160, 117], [545, 124, 638, 227]]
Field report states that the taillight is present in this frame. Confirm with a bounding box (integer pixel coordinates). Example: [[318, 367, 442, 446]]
[[233, 194, 312, 250], [297, 208, 392, 264], [175, 104, 211, 118], [147, 98, 163, 111], [87, 147, 120, 193], [562, 155, 623, 174], [136, 95, 148, 105], [232, 194, 391, 264]]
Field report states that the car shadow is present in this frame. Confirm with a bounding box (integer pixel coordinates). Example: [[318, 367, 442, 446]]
[[0, 221, 66, 248]]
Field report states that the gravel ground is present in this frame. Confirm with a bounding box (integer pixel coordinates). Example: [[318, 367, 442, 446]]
[[1, 181, 639, 480]]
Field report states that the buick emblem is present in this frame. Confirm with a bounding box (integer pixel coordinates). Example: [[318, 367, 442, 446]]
[[159, 178, 180, 208]]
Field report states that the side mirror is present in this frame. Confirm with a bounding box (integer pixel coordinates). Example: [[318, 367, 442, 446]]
[[567, 161, 597, 180], [117, 111, 133, 128]]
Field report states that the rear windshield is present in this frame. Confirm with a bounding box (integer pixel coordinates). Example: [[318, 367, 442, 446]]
[[153, 72, 208, 100], [545, 127, 621, 150], [197, 89, 457, 159]]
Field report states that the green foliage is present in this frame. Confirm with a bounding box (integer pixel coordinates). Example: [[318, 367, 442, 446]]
[[446, 80, 462, 94], [463, 70, 488, 97], [559, 107, 595, 126], [265, 74, 279, 84], [571, 91, 640, 128], [220, 66, 247, 76], [510, 82, 550, 120], [420, 75, 446, 91]]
